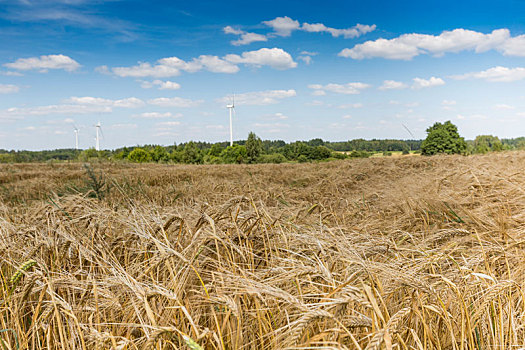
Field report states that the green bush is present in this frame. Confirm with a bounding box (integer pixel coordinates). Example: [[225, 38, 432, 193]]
[[221, 145, 247, 164], [258, 153, 287, 164], [127, 148, 152, 163]]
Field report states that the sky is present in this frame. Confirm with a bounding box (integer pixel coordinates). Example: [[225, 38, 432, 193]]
[[1, 0, 525, 150]]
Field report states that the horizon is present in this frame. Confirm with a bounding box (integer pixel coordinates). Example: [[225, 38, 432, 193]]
[[1, 0, 525, 150]]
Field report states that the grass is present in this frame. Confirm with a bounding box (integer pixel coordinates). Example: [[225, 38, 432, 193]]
[[0, 152, 525, 348]]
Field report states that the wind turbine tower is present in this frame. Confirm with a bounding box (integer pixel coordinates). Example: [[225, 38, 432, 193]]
[[95, 122, 101, 151], [73, 126, 79, 150], [226, 95, 235, 147]]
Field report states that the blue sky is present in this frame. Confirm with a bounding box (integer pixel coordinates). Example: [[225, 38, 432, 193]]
[[1, 0, 525, 150]]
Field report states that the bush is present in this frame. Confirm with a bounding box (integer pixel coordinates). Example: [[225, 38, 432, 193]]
[[127, 148, 152, 163], [349, 150, 371, 158], [221, 145, 247, 164], [258, 153, 287, 164]]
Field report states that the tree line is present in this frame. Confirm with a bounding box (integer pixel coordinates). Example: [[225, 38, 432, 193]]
[[0, 133, 422, 163], [0, 124, 521, 163]]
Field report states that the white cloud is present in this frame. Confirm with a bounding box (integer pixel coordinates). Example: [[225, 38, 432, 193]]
[[223, 26, 268, 46], [263, 16, 375, 39], [263, 16, 300, 37], [148, 97, 204, 107], [411, 77, 445, 89], [311, 90, 326, 96], [0, 104, 111, 119], [442, 99, 457, 106], [190, 55, 240, 73], [4, 54, 80, 72], [217, 89, 296, 106], [379, 80, 408, 90], [64, 96, 145, 108], [140, 80, 181, 90], [300, 51, 318, 56], [451, 66, 525, 82], [494, 103, 514, 110], [101, 48, 295, 78], [301, 22, 375, 38], [342, 114, 352, 119], [105, 55, 239, 78], [339, 28, 514, 60], [110, 62, 181, 78], [224, 48, 297, 70], [1, 71, 23, 76], [155, 121, 181, 127], [0, 84, 20, 94], [298, 55, 313, 65], [339, 103, 363, 109], [135, 112, 181, 119], [308, 82, 371, 95]]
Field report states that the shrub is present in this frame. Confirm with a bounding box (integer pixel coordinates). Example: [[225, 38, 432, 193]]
[[128, 148, 152, 163], [258, 153, 287, 164]]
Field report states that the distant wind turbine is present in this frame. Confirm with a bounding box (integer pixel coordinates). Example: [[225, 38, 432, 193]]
[[94, 122, 102, 151], [402, 124, 415, 152], [402, 123, 415, 139], [226, 94, 235, 147], [73, 125, 80, 150]]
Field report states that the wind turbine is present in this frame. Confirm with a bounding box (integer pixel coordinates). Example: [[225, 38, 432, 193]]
[[73, 125, 80, 150], [226, 94, 235, 147], [95, 121, 102, 151], [402, 124, 415, 152]]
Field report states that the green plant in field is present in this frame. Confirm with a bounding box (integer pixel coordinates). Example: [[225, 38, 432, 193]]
[[83, 163, 111, 199]]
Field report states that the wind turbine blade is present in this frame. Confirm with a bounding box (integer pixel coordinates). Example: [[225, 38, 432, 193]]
[[99, 126, 105, 139], [402, 124, 415, 139]]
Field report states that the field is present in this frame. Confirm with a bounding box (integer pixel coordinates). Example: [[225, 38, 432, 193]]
[[1, 152, 525, 349]]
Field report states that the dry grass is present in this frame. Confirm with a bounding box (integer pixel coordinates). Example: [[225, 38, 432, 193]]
[[1, 152, 525, 349]]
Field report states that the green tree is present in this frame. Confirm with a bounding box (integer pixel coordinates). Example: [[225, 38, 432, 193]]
[[150, 145, 169, 162], [220, 145, 247, 164], [245, 132, 263, 163], [473, 135, 503, 154], [421, 121, 467, 155], [181, 141, 203, 164], [127, 148, 152, 162]]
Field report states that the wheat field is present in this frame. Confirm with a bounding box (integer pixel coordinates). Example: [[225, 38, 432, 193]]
[[1, 152, 525, 349]]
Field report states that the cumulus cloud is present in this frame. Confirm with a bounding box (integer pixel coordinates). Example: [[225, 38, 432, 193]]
[[494, 103, 515, 110], [263, 16, 300, 37], [64, 96, 145, 108], [224, 48, 297, 70], [339, 28, 522, 60], [301, 22, 376, 38], [308, 82, 371, 95], [411, 77, 445, 89], [148, 97, 204, 107], [4, 54, 80, 72], [0, 84, 20, 94], [1, 94, 147, 120], [217, 89, 296, 106], [135, 112, 181, 119], [223, 25, 268, 46], [263, 16, 375, 39], [140, 80, 181, 90], [451, 66, 525, 82], [155, 121, 181, 127], [379, 80, 408, 90], [441, 100, 456, 110], [338, 103, 363, 109], [0, 104, 111, 120], [100, 48, 295, 78]]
